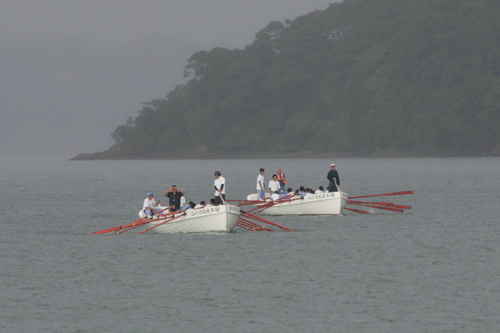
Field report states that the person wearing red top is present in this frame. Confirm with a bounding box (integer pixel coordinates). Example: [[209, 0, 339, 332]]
[[276, 168, 286, 193]]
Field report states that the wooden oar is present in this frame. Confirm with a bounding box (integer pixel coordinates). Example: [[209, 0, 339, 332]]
[[91, 218, 148, 234], [237, 219, 259, 231], [344, 207, 370, 214], [252, 193, 297, 210], [349, 200, 411, 210], [138, 213, 185, 234], [116, 221, 152, 234], [226, 199, 262, 203], [116, 213, 177, 234], [245, 195, 298, 213], [90, 207, 172, 234], [238, 218, 273, 231], [241, 212, 294, 231], [237, 219, 264, 231], [349, 190, 415, 199], [236, 221, 256, 231], [347, 202, 404, 212], [238, 201, 263, 206], [257, 198, 302, 213]]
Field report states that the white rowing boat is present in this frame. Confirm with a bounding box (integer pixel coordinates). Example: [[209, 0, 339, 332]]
[[138, 204, 240, 233], [246, 191, 348, 215]]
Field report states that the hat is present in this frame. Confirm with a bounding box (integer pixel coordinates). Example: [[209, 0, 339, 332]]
[[147, 192, 153, 196], [214, 171, 221, 176], [331, 163, 335, 166]]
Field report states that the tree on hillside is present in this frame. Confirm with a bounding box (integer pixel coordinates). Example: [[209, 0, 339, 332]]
[[105, 0, 500, 158]]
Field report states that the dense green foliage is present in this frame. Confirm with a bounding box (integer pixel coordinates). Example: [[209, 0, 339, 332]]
[[109, 0, 500, 156]]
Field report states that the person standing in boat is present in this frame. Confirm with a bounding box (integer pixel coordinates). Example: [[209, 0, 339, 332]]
[[269, 174, 281, 196], [276, 168, 286, 193], [143, 192, 163, 218], [256, 168, 266, 200], [327, 163, 340, 192], [214, 171, 226, 205], [164, 185, 185, 212]]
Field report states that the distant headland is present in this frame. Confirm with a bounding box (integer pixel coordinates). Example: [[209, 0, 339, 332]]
[[73, 0, 500, 160]]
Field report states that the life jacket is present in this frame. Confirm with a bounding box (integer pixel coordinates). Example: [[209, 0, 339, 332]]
[[277, 173, 286, 185]]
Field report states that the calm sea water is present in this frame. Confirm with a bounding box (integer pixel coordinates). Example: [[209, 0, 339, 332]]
[[1, 156, 499, 332]]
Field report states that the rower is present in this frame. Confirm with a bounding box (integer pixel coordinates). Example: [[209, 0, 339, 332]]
[[270, 191, 280, 201], [315, 186, 325, 195], [194, 201, 206, 209], [143, 192, 163, 218]]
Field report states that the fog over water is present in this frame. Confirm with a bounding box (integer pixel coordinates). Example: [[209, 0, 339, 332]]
[[0, 0, 340, 156]]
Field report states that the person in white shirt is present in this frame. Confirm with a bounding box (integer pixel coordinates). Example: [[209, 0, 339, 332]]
[[143, 192, 163, 218], [286, 188, 297, 198], [256, 168, 266, 200], [298, 186, 308, 198], [315, 186, 325, 195], [194, 201, 206, 209], [214, 171, 226, 206], [268, 174, 280, 196], [304, 189, 315, 198], [270, 191, 280, 201]]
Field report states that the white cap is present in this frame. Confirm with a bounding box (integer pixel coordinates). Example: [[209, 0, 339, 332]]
[[331, 163, 335, 166]]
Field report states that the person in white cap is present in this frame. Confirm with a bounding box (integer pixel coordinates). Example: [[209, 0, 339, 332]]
[[143, 192, 163, 218], [327, 163, 340, 192], [214, 171, 226, 205]]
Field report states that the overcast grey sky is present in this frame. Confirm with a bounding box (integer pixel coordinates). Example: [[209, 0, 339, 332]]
[[0, 0, 341, 156], [1, 0, 339, 47]]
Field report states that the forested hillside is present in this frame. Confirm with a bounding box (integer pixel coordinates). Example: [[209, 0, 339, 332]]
[[75, 0, 500, 159]]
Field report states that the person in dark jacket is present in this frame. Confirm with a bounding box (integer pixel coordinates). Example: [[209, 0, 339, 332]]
[[164, 185, 185, 211], [327, 164, 340, 192]]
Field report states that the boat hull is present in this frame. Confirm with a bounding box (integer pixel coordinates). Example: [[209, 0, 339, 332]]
[[251, 191, 348, 216], [139, 205, 240, 233]]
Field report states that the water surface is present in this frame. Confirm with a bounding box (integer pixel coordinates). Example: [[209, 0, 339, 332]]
[[1, 156, 499, 332]]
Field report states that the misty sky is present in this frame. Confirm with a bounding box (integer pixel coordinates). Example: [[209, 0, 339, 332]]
[[0, 0, 341, 156]]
